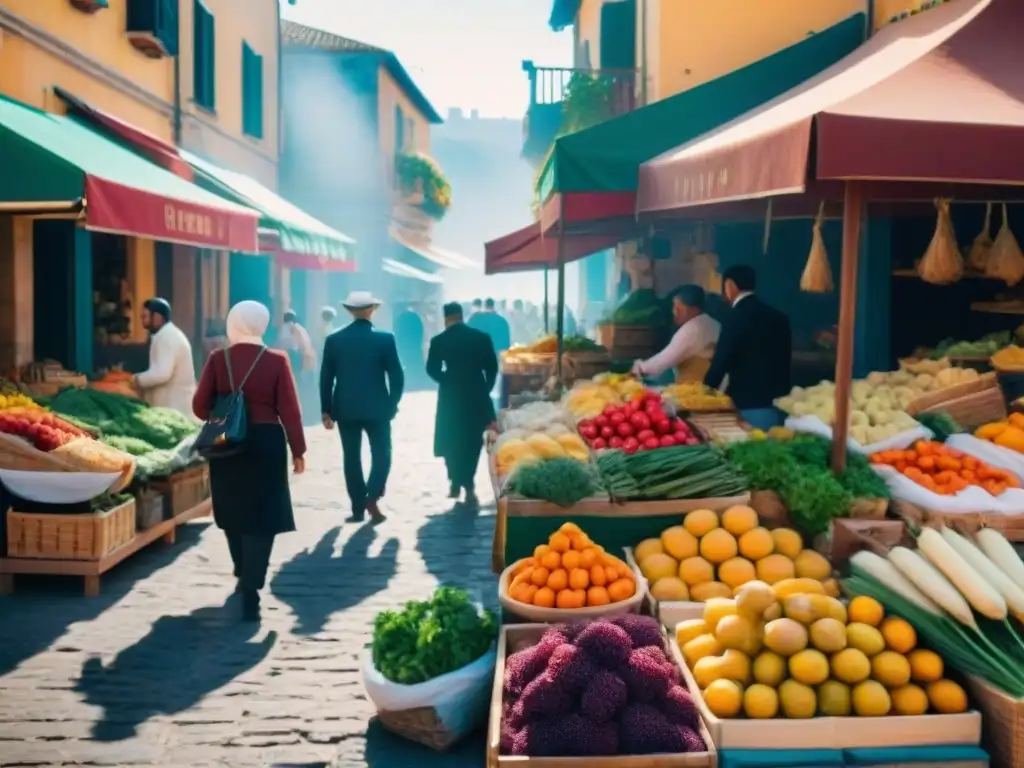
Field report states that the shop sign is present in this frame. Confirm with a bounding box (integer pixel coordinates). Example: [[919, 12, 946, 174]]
[[163, 203, 227, 243]]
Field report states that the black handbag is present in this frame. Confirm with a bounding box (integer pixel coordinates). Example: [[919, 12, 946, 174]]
[[194, 346, 267, 459]]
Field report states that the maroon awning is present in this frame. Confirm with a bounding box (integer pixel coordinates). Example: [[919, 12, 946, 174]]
[[638, 0, 1024, 214], [484, 222, 620, 274]]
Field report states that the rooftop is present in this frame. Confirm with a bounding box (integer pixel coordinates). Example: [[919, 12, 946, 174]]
[[280, 20, 442, 123]]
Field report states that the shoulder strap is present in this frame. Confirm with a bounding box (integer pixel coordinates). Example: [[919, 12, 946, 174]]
[[225, 346, 267, 393]]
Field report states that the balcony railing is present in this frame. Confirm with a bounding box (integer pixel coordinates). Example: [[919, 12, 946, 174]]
[[522, 62, 638, 165]]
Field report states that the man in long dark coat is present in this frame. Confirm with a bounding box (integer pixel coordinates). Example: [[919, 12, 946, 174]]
[[426, 302, 498, 507]]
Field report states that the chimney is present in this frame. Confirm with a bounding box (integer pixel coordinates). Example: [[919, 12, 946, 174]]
[[470, 109, 479, 119], [448, 107, 463, 120]]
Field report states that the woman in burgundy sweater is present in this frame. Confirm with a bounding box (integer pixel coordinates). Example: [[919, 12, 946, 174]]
[[193, 300, 306, 622]]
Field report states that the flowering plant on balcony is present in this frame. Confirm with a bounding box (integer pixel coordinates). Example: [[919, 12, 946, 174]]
[[561, 71, 620, 134], [395, 152, 452, 221]]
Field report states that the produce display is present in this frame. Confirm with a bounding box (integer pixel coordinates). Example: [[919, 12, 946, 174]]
[[0, 406, 88, 451], [992, 344, 1024, 371], [634, 506, 835, 604], [662, 382, 733, 412], [498, 400, 574, 433], [101, 434, 197, 480], [494, 429, 590, 478], [727, 436, 889, 535], [846, 526, 1024, 698], [869, 440, 1020, 497], [90, 368, 140, 398], [507, 523, 637, 609], [500, 616, 708, 757], [676, 580, 968, 718], [932, 331, 1010, 359], [602, 289, 668, 327], [0, 389, 42, 412], [508, 458, 601, 506], [45, 388, 199, 450], [975, 412, 1024, 453], [598, 444, 747, 501], [578, 392, 702, 453], [776, 362, 979, 446], [563, 374, 645, 420], [371, 586, 497, 685]]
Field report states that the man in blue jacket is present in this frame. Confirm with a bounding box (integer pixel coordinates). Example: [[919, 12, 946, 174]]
[[320, 291, 405, 524]]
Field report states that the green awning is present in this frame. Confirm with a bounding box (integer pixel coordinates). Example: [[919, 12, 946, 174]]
[[0, 94, 259, 251], [538, 12, 866, 199], [181, 149, 355, 270]]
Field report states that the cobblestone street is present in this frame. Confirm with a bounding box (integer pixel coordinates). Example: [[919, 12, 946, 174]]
[[0, 391, 496, 768]]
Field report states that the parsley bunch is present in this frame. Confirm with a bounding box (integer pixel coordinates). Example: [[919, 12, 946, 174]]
[[372, 587, 497, 685]]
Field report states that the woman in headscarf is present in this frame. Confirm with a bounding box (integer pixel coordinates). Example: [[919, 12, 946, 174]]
[[192, 301, 307, 622]]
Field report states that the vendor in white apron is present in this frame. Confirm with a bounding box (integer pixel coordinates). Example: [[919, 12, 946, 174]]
[[632, 285, 721, 384]]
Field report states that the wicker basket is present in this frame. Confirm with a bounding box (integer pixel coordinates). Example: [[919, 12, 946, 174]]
[[6, 498, 136, 560], [153, 465, 210, 520], [921, 386, 1007, 431], [375, 707, 457, 752], [905, 372, 998, 415], [966, 676, 1023, 768], [0, 433, 78, 472]]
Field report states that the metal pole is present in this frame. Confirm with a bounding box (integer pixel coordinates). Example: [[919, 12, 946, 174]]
[[555, 198, 567, 386], [830, 181, 864, 473], [543, 269, 550, 333]]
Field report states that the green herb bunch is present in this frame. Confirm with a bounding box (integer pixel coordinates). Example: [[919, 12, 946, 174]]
[[510, 457, 599, 507], [371, 587, 497, 685]]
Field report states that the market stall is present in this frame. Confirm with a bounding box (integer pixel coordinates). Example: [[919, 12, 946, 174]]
[[0, 375, 209, 595]]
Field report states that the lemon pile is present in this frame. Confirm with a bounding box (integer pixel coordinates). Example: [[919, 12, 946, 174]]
[[676, 587, 969, 719], [635, 506, 836, 603]]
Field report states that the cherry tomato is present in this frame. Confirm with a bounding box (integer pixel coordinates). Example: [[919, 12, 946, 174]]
[[609, 411, 627, 426], [630, 412, 651, 431], [672, 418, 688, 432], [594, 415, 609, 428], [643, 437, 661, 450], [600, 426, 616, 440], [623, 436, 640, 452], [660, 435, 677, 447], [609, 436, 625, 449], [616, 421, 635, 437], [603, 404, 619, 417], [578, 418, 595, 431], [592, 437, 607, 450], [673, 431, 690, 444], [579, 424, 598, 440], [636, 429, 655, 443], [653, 418, 672, 435]]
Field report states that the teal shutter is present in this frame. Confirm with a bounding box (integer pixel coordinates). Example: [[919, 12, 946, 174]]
[[599, 0, 636, 69], [394, 105, 404, 152], [242, 42, 264, 138], [192, 0, 216, 110]]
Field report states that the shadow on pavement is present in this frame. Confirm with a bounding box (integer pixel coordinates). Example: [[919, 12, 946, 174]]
[[271, 525, 399, 635], [0, 521, 209, 678], [75, 596, 277, 741], [415, 503, 496, 600], [361, 718, 486, 768]]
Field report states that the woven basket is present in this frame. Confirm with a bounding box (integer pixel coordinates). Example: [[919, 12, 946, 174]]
[[375, 708, 456, 752], [6, 498, 136, 560], [0, 433, 78, 472], [921, 387, 1007, 431], [966, 676, 1023, 768], [152, 465, 209, 519]]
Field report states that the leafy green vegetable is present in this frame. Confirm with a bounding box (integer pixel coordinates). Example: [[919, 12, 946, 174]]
[[371, 587, 497, 685], [510, 458, 599, 507], [101, 435, 157, 456], [916, 411, 962, 442], [48, 389, 198, 449], [562, 335, 606, 353], [602, 289, 667, 327]]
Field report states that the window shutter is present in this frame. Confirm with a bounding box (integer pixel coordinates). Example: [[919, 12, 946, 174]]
[[394, 105, 404, 153], [205, 8, 216, 109], [599, 0, 637, 70], [242, 42, 264, 138]]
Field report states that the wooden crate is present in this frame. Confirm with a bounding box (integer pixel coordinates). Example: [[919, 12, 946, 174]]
[[671, 640, 981, 751], [134, 489, 165, 531], [905, 372, 998, 416], [6, 498, 136, 560], [966, 676, 1024, 768], [597, 324, 662, 362], [487, 623, 717, 768], [153, 465, 210, 520], [921, 388, 1008, 431]]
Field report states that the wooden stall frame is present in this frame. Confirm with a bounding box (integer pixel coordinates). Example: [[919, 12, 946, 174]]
[[0, 498, 211, 597]]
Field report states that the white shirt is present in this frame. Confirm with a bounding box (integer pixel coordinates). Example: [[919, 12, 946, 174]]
[[638, 313, 721, 378], [733, 291, 754, 307], [135, 321, 197, 418]]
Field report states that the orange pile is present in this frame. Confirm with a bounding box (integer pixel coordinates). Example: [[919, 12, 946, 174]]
[[869, 440, 1021, 497], [508, 522, 637, 609]]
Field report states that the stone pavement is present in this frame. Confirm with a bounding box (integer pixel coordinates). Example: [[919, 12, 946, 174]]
[[0, 391, 496, 768]]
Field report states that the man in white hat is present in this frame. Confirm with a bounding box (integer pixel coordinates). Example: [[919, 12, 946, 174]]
[[320, 291, 404, 524]]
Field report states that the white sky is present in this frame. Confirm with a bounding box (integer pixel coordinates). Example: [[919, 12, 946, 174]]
[[281, 0, 574, 119]]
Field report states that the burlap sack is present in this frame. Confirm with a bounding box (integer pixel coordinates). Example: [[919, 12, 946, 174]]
[[917, 198, 963, 285], [800, 203, 834, 293], [985, 203, 1024, 286]]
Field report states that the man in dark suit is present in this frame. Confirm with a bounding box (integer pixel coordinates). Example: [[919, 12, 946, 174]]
[[426, 302, 498, 507], [320, 291, 404, 524], [704, 265, 792, 430]]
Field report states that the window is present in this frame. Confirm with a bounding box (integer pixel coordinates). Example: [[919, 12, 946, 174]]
[[394, 105, 405, 153], [192, 0, 215, 111], [406, 116, 415, 151], [242, 41, 264, 138]]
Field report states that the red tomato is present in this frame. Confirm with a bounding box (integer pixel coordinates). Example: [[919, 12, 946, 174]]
[[623, 436, 640, 452], [623, 442, 639, 455], [636, 429, 655, 443], [643, 437, 661, 450], [609, 436, 625, 448], [685, 436, 700, 445], [653, 418, 672, 435], [578, 418, 595, 430], [630, 411, 651, 430], [645, 391, 662, 403], [673, 431, 690, 444], [579, 424, 598, 440], [594, 415, 609, 428], [672, 418, 688, 432], [616, 421, 634, 437], [609, 411, 627, 426], [592, 437, 608, 450], [603, 404, 619, 417], [660, 435, 677, 447], [600, 426, 616, 440]]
